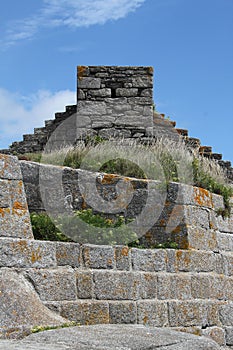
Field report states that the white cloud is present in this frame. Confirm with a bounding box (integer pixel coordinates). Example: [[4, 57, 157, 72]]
[[2, 0, 146, 49], [0, 88, 76, 149]]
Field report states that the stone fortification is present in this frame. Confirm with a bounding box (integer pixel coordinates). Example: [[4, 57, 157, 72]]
[[0, 154, 232, 347], [1, 65, 232, 182], [21, 160, 233, 250]]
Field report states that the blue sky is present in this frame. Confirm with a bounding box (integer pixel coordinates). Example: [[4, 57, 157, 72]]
[[0, 0, 232, 163]]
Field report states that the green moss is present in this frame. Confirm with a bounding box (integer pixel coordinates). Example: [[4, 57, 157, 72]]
[[31, 322, 80, 334]]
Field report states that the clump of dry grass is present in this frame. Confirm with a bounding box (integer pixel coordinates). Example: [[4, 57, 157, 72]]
[[29, 136, 229, 188]]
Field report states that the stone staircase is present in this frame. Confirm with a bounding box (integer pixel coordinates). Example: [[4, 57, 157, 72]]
[[1, 105, 77, 155], [1, 106, 233, 183]]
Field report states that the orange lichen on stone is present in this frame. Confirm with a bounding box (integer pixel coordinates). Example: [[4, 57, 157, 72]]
[[11, 240, 28, 253], [121, 247, 129, 256], [0, 208, 10, 217], [176, 250, 191, 268], [194, 187, 213, 208], [12, 208, 27, 216], [13, 201, 25, 210], [56, 250, 68, 260], [101, 174, 119, 185], [31, 247, 42, 263], [148, 66, 154, 74], [78, 66, 88, 80], [107, 259, 112, 266]]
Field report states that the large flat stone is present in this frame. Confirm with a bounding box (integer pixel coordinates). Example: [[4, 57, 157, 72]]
[[0, 324, 221, 349], [0, 268, 68, 339]]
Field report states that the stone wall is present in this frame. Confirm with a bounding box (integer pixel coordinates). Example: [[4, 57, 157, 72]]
[[0, 154, 33, 239], [1, 65, 232, 182], [0, 154, 233, 346]]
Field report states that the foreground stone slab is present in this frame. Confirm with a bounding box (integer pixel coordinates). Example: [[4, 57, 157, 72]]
[[0, 269, 68, 338], [0, 324, 222, 350]]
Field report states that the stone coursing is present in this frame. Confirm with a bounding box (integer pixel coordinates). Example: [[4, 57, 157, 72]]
[[0, 149, 233, 344], [21, 160, 233, 250], [1, 65, 232, 182]]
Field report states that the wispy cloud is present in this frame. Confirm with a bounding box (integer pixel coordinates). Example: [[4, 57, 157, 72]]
[[0, 88, 76, 148], [1, 0, 146, 49]]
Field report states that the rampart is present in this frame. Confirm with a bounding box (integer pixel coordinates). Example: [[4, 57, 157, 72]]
[[1, 65, 232, 182], [0, 153, 233, 347], [0, 66, 232, 346]]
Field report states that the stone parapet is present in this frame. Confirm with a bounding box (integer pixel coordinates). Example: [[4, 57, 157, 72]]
[[21, 160, 233, 250]]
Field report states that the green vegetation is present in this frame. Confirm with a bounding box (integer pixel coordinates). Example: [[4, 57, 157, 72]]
[[30, 209, 137, 245], [30, 212, 73, 242], [31, 322, 80, 334], [22, 137, 232, 219], [128, 240, 179, 249], [53, 209, 137, 246], [30, 209, 179, 248], [192, 157, 233, 217]]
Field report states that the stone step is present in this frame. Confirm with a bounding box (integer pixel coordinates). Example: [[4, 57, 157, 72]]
[[44, 119, 54, 127], [23, 134, 37, 142], [185, 137, 201, 148], [34, 127, 48, 135], [176, 128, 188, 137], [199, 146, 212, 154], [211, 153, 223, 161], [66, 104, 77, 114], [218, 160, 232, 169]]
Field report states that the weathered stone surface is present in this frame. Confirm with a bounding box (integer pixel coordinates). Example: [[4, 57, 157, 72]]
[[0, 155, 33, 239], [222, 253, 233, 276], [137, 301, 168, 327], [78, 77, 101, 89], [82, 244, 115, 269], [168, 301, 208, 327], [0, 154, 22, 180], [94, 271, 140, 300], [0, 324, 222, 349], [0, 238, 56, 268], [87, 88, 111, 97], [25, 268, 77, 301], [115, 114, 152, 128], [140, 272, 158, 299], [109, 301, 137, 324], [202, 326, 226, 346], [56, 242, 80, 267], [219, 304, 233, 326], [131, 248, 167, 272], [60, 301, 109, 324], [157, 273, 191, 300], [116, 88, 138, 97], [0, 269, 68, 338], [76, 270, 94, 299], [76, 101, 107, 115], [114, 245, 131, 270]]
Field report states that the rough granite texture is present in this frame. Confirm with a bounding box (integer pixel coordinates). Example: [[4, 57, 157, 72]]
[[0, 153, 233, 347], [0, 154, 33, 239], [0, 325, 224, 350]]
